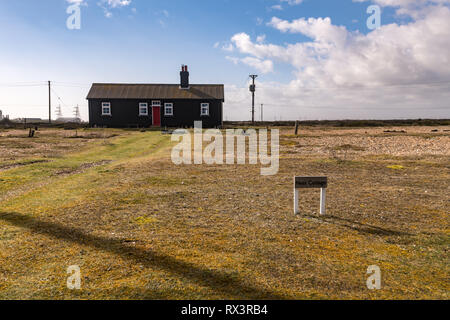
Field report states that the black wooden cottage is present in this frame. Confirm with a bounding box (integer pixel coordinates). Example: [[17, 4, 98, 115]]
[[86, 66, 224, 128]]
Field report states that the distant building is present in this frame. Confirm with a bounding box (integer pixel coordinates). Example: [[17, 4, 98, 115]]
[[86, 65, 224, 128], [0, 110, 11, 122], [12, 118, 46, 123], [55, 117, 82, 123]]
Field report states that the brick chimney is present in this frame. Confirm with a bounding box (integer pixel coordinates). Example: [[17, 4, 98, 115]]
[[180, 65, 189, 89]]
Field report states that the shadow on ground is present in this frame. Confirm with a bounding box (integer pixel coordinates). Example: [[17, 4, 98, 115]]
[[0, 211, 288, 299]]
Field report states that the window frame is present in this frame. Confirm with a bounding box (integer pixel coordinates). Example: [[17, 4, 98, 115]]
[[139, 102, 149, 116], [200, 103, 210, 116], [164, 103, 174, 116], [152, 100, 161, 107], [101, 102, 111, 116]]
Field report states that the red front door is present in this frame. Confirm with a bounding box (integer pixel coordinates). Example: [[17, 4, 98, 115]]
[[152, 107, 161, 126]]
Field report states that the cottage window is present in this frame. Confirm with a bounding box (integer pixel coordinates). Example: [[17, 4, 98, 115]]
[[200, 103, 209, 116], [102, 102, 111, 116], [152, 101, 161, 107], [139, 103, 148, 116], [164, 103, 173, 116]]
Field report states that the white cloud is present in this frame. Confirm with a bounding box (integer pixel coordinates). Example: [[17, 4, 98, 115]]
[[241, 57, 274, 73], [354, 0, 450, 18], [225, 56, 240, 64], [66, 0, 87, 5], [154, 9, 170, 27], [268, 16, 348, 45], [67, 0, 132, 8], [353, 0, 449, 7], [214, 41, 234, 51], [102, 8, 113, 18], [226, 56, 274, 74], [280, 0, 304, 5], [225, 2, 450, 120], [256, 34, 266, 43], [222, 43, 234, 52], [270, 0, 303, 11], [271, 5, 283, 10], [104, 0, 131, 8], [98, 0, 132, 17]]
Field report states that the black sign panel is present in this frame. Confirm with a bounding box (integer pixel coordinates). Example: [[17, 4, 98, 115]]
[[294, 176, 327, 189]]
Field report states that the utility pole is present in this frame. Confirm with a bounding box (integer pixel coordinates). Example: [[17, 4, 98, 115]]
[[249, 75, 257, 124], [48, 81, 51, 124]]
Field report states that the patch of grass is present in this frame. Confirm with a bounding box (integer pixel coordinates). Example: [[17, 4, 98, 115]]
[[387, 165, 405, 170], [0, 127, 448, 300], [333, 144, 365, 151], [141, 176, 186, 187], [0, 141, 34, 149], [279, 139, 298, 147], [135, 216, 158, 225]]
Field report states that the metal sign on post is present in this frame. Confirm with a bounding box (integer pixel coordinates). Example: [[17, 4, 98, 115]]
[[294, 176, 328, 215]]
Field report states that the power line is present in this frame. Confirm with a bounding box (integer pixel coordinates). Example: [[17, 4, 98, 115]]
[[244, 104, 450, 110], [0, 83, 47, 87], [0, 104, 88, 107], [0, 81, 91, 88], [51, 88, 69, 108], [53, 81, 91, 85], [227, 80, 450, 91], [52, 82, 91, 88], [53, 85, 91, 88], [2, 79, 450, 90]]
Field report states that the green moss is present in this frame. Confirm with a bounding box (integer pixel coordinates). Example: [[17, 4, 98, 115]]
[[135, 216, 158, 225], [387, 165, 405, 170]]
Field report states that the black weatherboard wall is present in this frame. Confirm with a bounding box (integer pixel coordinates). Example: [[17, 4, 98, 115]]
[[161, 99, 223, 128], [86, 66, 225, 128], [87, 98, 223, 128], [88, 99, 153, 128]]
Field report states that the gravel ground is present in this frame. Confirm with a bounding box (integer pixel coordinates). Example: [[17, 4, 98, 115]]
[[281, 126, 450, 158]]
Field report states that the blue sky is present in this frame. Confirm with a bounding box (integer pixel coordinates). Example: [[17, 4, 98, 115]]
[[0, 0, 448, 121]]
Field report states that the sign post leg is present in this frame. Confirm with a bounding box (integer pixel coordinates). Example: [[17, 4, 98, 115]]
[[294, 188, 299, 215], [320, 188, 326, 215]]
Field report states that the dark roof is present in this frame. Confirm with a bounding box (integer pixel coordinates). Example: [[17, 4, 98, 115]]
[[87, 83, 224, 101]]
